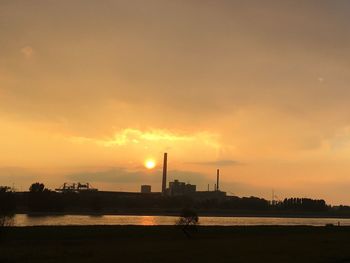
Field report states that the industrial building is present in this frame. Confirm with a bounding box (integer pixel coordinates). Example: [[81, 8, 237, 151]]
[[162, 152, 167, 195], [140, 185, 151, 193], [55, 182, 98, 193], [168, 180, 196, 196], [53, 152, 226, 202], [160, 152, 226, 201]]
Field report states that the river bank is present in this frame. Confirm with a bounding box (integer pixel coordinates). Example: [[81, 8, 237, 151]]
[[1, 225, 350, 262]]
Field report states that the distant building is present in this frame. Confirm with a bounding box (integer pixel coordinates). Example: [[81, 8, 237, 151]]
[[55, 182, 98, 193], [168, 179, 196, 196], [141, 185, 152, 193]]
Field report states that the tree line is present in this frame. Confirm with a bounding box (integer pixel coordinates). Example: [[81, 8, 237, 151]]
[[0, 182, 346, 214]]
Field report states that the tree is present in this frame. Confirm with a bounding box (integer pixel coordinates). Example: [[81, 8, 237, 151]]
[[176, 208, 199, 238], [0, 216, 13, 228], [0, 186, 15, 235], [29, 182, 46, 193], [28, 182, 56, 212], [0, 186, 11, 193]]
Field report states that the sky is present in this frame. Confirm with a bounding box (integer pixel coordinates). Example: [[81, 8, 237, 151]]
[[1, 0, 350, 204]]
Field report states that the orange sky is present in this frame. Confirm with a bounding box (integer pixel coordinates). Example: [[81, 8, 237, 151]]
[[1, 1, 350, 204]]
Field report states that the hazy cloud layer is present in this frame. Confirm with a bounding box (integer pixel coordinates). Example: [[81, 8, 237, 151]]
[[67, 168, 208, 183], [67, 167, 160, 184], [1, 1, 350, 203], [66, 167, 210, 191], [0, 167, 38, 190], [188, 160, 240, 167]]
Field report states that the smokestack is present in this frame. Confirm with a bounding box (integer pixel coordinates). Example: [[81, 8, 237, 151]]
[[162, 153, 168, 195], [216, 169, 220, 191]]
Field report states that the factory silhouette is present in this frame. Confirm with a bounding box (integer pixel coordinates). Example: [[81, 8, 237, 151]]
[[142, 153, 226, 200], [55, 152, 227, 202], [0, 152, 336, 216]]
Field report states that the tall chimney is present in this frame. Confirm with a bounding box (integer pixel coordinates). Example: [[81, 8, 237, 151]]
[[162, 153, 168, 195], [216, 169, 220, 191]]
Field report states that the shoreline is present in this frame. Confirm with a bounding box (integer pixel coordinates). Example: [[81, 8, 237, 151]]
[[14, 211, 350, 219]]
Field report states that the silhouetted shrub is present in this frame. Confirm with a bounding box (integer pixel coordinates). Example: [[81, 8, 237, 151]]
[[176, 208, 199, 238], [29, 182, 46, 193]]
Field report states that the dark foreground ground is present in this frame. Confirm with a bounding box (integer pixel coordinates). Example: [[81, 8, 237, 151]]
[[1, 225, 350, 263]]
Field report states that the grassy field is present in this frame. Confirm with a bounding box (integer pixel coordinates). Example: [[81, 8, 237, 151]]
[[1, 225, 350, 263]]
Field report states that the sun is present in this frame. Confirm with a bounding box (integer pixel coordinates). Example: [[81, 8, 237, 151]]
[[144, 159, 156, 169]]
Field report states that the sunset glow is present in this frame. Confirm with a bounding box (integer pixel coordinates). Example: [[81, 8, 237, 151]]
[[1, 1, 350, 205]]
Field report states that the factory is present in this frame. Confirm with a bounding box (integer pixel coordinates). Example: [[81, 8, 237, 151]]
[[168, 180, 196, 196], [155, 152, 227, 201], [140, 185, 152, 193], [53, 153, 226, 202], [55, 182, 98, 193]]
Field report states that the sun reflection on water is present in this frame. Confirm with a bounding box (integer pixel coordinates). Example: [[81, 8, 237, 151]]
[[139, 216, 156, 226]]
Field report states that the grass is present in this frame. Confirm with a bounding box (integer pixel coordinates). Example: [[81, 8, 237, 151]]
[[1, 225, 350, 262]]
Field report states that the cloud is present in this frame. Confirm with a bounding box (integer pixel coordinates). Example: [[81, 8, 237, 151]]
[[188, 159, 240, 167], [20, 46, 34, 59], [166, 170, 208, 184], [66, 167, 158, 184], [0, 167, 37, 189], [66, 128, 221, 162], [69, 128, 201, 146], [66, 167, 208, 185], [2, 0, 350, 203]]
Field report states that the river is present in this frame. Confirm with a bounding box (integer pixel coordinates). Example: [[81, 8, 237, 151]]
[[11, 214, 350, 226]]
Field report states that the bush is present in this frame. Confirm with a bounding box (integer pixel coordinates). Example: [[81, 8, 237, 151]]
[[176, 208, 199, 238], [0, 215, 13, 227]]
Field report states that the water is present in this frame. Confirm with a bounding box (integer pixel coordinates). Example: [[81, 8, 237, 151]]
[[12, 214, 350, 226]]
